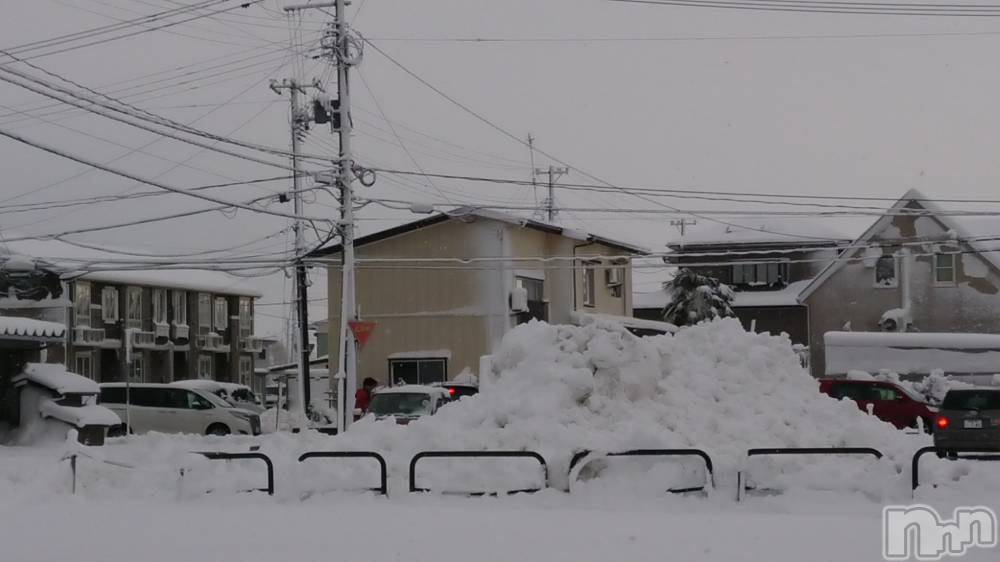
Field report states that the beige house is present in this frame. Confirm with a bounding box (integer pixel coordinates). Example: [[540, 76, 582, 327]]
[[800, 189, 1000, 376], [312, 209, 647, 387]]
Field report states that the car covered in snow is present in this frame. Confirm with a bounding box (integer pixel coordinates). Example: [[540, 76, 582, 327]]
[[366, 385, 452, 425], [11, 364, 121, 446], [99, 383, 261, 436], [819, 378, 938, 431], [933, 388, 1000, 453]]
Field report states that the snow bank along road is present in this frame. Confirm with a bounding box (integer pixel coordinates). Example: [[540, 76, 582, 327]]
[[2, 319, 999, 561]]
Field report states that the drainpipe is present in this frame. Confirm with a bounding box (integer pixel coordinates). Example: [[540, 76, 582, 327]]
[[900, 249, 912, 331]]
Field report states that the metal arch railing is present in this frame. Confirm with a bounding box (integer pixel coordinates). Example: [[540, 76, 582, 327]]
[[193, 451, 275, 496], [911, 446, 1000, 496], [409, 450, 549, 495], [298, 451, 388, 495], [568, 449, 716, 493], [738, 447, 885, 501]]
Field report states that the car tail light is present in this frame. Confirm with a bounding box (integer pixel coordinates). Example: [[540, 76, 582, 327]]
[[936, 416, 949, 430], [448, 388, 456, 396]]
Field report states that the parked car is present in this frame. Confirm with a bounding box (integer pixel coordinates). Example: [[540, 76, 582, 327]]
[[171, 380, 263, 413], [366, 385, 452, 425], [933, 388, 1000, 453], [819, 378, 937, 431], [433, 381, 479, 399], [99, 383, 261, 436]]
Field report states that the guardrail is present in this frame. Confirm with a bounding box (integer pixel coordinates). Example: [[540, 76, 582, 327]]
[[193, 451, 275, 496], [298, 451, 388, 495], [62, 452, 135, 495], [738, 447, 884, 501], [568, 449, 715, 493], [409, 450, 548, 495], [911, 446, 1000, 496]]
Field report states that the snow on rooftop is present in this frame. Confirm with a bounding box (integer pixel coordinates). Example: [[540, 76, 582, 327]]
[[0, 237, 261, 297], [825, 331, 1000, 375], [668, 219, 852, 247], [387, 349, 453, 360], [633, 279, 810, 310], [14, 363, 99, 395], [0, 316, 65, 339]]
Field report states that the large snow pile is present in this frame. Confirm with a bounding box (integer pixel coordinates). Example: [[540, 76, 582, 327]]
[[330, 317, 918, 497], [8, 318, 999, 502]]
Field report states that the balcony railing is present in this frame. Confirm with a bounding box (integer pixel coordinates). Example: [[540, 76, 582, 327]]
[[242, 336, 263, 353], [197, 332, 228, 352], [130, 330, 156, 348], [73, 326, 106, 345]]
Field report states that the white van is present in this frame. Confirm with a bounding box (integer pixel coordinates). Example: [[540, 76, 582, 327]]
[[99, 383, 260, 436], [171, 380, 264, 413]]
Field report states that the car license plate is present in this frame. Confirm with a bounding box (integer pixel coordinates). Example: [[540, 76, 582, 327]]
[[964, 419, 984, 429]]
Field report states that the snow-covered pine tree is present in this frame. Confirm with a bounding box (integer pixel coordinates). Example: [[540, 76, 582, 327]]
[[662, 268, 735, 326]]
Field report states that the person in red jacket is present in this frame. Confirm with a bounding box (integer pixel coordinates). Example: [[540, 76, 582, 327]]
[[354, 377, 378, 415]]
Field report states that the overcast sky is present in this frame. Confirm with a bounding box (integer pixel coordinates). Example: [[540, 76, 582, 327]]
[[3, 0, 1000, 336]]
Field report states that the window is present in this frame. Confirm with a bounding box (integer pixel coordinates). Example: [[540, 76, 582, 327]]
[[874, 255, 898, 288], [130, 355, 144, 383], [732, 262, 789, 287], [515, 276, 547, 324], [74, 282, 91, 327], [582, 262, 597, 307], [74, 352, 92, 379], [101, 287, 118, 324], [239, 356, 252, 387], [197, 355, 212, 379], [214, 297, 229, 331], [389, 358, 447, 386], [866, 386, 899, 402], [238, 298, 252, 341], [197, 293, 211, 334], [126, 287, 143, 328], [934, 253, 956, 285], [172, 290, 187, 326], [99, 386, 125, 404], [152, 289, 168, 324]]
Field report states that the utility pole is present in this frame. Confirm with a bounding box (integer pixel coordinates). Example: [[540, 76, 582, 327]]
[[286, 0, 361, 432], [269, 77, 320, 425], [533, 164, 568, 222], [670, 218, 697, 237]]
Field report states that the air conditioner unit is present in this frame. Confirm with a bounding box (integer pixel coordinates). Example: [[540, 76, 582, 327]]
[[510, 287, 529, 313], [606, 267, 623, 287]]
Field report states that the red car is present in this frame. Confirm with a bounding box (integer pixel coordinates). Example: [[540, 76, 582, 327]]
[[819, 378, 938, 431]]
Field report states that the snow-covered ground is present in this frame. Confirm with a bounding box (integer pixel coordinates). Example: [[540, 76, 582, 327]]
[[2, 319, 998, 561]]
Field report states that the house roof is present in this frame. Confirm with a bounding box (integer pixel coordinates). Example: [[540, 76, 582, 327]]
[[667, 218, 852, 249], [0, 237, 261, 297], [309, 208, 649, 257], [797, 188, 1000, 302]]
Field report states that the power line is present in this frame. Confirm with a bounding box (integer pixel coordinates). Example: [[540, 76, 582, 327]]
[[0, 127, 332, 223], [3, 1, 268, 62], [609, 0, 1000, 16]]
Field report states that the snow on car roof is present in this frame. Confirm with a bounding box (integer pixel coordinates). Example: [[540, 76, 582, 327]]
[[13, 363, 99, 395], [376, 385, 451, 397], [171, 379, 226, 391]]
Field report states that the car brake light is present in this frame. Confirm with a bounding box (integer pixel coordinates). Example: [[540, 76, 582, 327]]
[[448, 388, 456, 396], [936, 416, 949, 429]]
